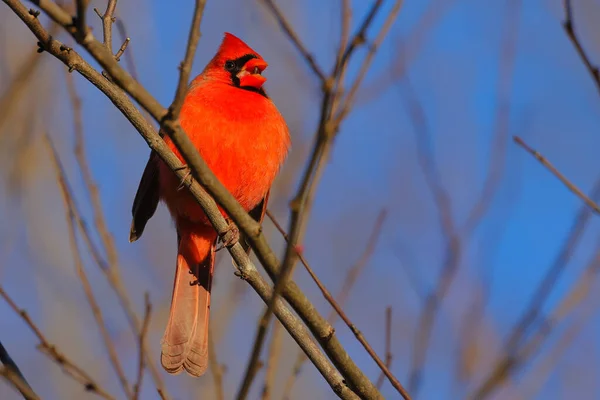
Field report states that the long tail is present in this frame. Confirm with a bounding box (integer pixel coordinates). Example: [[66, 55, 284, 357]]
[[161, 223, 217, 377]]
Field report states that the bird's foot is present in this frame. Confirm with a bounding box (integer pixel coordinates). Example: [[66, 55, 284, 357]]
[[176, 165, 193, 191], [216, 220, 240, 251]]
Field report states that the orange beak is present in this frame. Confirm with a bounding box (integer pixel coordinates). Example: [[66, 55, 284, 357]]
[[238, 58, 268, 89]]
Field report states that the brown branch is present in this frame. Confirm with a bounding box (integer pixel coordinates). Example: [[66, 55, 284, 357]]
[[74, 0, 88, 41], [260, 0, 326, 82], [469, 246, 600, 400], [0, 22, 58, 130], [270, 210, 411, 400], [334, 0, 403, 124], [376, 307, 393, 389], [261, 319, 283, 400], [562, 0, 600, 97], [166, 0, 206, 120], [0, 286, 116, 400], [114, 37, 130, 61], [0, 341, 37, 400], [93, 0, 117, 52], [237, 313, 269, 399], [208, 326, 225, 400], [133, 293, 151, 400], [520, 292, 597, 399], [336, 0, 352, 73], [514, 136, 600, 213], [0, 365, 39, 400], [45, 134, 132, 399], [249, 3, 403, 396], [470, 163, 600, 398], [406, 0, 521, 391], [4, 1, 381, 398], [63, 59, 168, 399], [113, 18, 154, 127]]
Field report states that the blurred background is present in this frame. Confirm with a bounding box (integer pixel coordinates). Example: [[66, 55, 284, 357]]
[[2, 0, 600, 399]]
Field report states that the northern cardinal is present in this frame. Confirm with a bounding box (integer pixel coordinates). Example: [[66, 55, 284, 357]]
[[129, 32, 290, 377]]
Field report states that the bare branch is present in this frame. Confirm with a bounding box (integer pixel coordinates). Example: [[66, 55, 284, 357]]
[[133, 294, 152, 400], [562, 0, 600, 97], [166, 0, 206, 120], [469, 246, 600, 400], [514, 136, 600, 214], [45, 134, 132, 399], [406, 0, 520, 391], [75, 0, 89, 41], [0, 341, 38, 400], [0, 286, 116, 399], [376, 307, 393, 390], [270, 210, 411, 399], [208, 327, 225, 400], [261, 320, 283, 400], [260, 0, 326, 82], [334, 0, 403, 124], [237, 313, 268, 399], [64, 64, 168, 399], [0, 365, 39, 400], [94, 0, 118, 52], [3, 1, 384, 397]]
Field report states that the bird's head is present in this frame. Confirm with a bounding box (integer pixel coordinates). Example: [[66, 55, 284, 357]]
[[202, 32, 268, 91]]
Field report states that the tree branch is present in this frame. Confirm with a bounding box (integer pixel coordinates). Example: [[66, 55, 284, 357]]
[[45, 134, 132, 399], [3, 0, 386, 397], [0, 341, 38, 400], [562, 0, 600, 97], [514, 136, 600, 213], [166, 0, 206, 120], [0, 286, 116, 400]]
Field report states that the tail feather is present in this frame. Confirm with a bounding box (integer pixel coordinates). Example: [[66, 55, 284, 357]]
[[161, 225, 217, 377]]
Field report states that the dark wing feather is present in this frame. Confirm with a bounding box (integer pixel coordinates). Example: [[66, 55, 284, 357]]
[[129, 151, 160, 242], [240, 190, 270, 255]]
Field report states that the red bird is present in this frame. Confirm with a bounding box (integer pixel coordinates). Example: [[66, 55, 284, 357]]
[[129, 33, 290, 377]]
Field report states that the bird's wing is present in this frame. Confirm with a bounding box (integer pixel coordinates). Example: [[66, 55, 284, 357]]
[[240, 190, 270, 256], [129, 151, 160, 242]]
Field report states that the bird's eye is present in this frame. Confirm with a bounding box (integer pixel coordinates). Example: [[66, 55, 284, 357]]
[[224, 61, 236, 71]]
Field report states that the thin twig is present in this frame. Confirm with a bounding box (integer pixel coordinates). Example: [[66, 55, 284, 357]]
[[376, 307, 393, 389], [405, 0, 521, 391], [237, 317, 268, 399], [208, 327, 225, 400], [514, 136, 600, 213], [469, 246, 600, 400], [166, 0, 206, 120], [0, 286, 116, 400], [0, 23, 59, 130], [45, 134, 132, 399], [0, 341, 37, 400], [0, 366, 40, 400], [133, 293, 151, 400], [334, 0, 403, 124], [260, 0, 326, 83], [249, 4, 403, 397], [562, 0, 600, 97], [261, 320, 283, 400], [269, 210, 410, 399], [94, 0, 118, 52], [64, 56, 168, 399]]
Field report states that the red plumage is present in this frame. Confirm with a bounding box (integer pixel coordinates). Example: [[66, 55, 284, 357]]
[[130, 32, 290, 377]]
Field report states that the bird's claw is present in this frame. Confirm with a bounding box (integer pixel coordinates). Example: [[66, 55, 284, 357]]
[[176, 166, 192, 191], [217, 220, 240, 251]]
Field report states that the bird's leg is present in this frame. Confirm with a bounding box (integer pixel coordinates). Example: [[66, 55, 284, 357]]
[[176, 165, 193, 191], [216, 219, 240, 251]]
